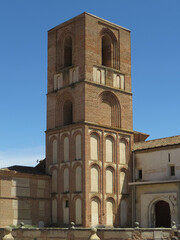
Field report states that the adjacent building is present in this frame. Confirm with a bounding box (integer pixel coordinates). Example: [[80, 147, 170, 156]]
[[130, 136, 180, 228]]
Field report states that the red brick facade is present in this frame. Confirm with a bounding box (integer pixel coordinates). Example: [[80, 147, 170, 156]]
[[46, 13, 134, 227]]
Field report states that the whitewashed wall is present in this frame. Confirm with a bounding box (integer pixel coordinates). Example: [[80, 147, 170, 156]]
[[135, 147, 180, 181]]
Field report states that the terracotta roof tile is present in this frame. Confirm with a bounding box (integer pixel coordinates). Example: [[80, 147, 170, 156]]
[[0, 165, 49, 175], [133, 135, 180, 151]]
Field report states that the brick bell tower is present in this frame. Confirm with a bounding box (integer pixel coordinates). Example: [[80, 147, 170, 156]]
[[46, 12, 133, 227]]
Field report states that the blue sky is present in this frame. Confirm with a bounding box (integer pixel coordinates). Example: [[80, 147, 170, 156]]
[[0, 0, 180, 167]]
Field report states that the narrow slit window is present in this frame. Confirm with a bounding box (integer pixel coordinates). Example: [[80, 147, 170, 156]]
[[138, 169, 142, 179], [168, 153, 171, 162]]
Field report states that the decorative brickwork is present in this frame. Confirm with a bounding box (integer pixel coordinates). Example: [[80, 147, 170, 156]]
[[46, 13, 133, 227]]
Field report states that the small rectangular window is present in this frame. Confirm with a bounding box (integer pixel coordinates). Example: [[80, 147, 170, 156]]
[[168, 153, 171, 162], [138, 169, 142, 179], [170, 166, 175, 176], [65, 200, 69, 208]]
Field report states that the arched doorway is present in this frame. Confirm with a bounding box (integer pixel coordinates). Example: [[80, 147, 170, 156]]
[[155, 201, 171, 227]]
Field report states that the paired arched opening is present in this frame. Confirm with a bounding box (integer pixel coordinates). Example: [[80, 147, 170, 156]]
[[64, 36, 72, 67]]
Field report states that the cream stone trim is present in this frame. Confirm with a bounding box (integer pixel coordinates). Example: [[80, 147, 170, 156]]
[[49, 134, 58, 140], [104, 162, 117, 169], [60, 131, 70, 138], [104, 132, 116, 138], [71, 128, 82, 135], [129, 179, 180, 186], [89, 160, 102, 167], [72, 160, 82, 167], [88, 129, 102, 136]]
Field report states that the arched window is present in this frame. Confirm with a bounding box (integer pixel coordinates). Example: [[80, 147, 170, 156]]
[[106, 137, 113, 162], [75, 198, 82, 225], [63, 100, 73, 125], [63, 168, 69, 192], [52, 139, 57, 164], [76, 134, 81, 160], [90, 134, 98, 160], [64, 136, 69, 162], [120, 140, 126, 164], [91, 166, 99, 192], [63, 198, 69, 224], [106, 199, 114, 226], [75, 166, 82, 192], [52, 169, 57, 193], [120, 200, 127, 227], [120, 171, 127, 194], [102, 35, 112, 67], [91, 199, 99, 226], [64, 36, 72, 67], [52, 199, 57, 224], [106, 168, 113, 193]]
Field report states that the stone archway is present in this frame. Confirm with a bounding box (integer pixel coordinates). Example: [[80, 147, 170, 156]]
[[148, 195, 175, 228], [155, 200, 171, 227]]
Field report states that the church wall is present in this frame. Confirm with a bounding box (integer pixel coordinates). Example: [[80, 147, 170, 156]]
[[135, 146, 180, 181], [0, 172, 51, 228]]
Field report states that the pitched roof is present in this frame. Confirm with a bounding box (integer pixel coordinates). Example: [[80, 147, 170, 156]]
[[0, 165, 48, 176], [133, 135, 180, 151]]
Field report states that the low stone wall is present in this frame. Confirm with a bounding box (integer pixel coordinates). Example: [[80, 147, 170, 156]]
[[0, 227, 173, 240]]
